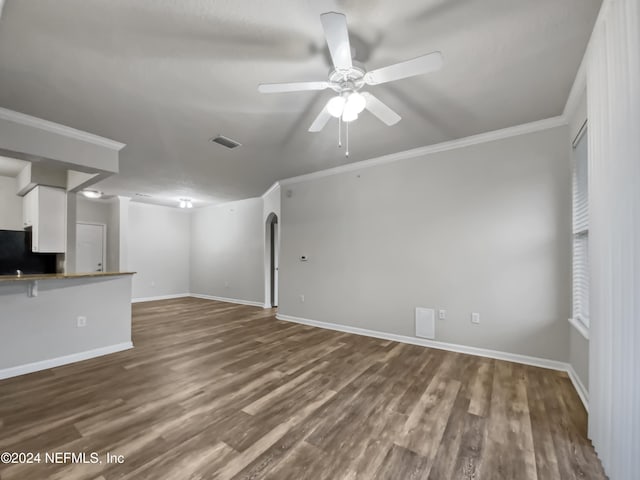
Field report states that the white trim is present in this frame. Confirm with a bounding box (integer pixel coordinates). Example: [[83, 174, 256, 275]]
[[189, 293, 264, 308], [567, 364, 590, 412], [131, 293, 190, 303], [275, 313, 569, 372], [261, 181, 281, 198], [279, 116, 567, 187], [0, 342, 133, 380], [568, 317, 590, 340], [0, 107, 126, 151]]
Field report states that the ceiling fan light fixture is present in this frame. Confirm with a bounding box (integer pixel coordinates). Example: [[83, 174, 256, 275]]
[[342, 109, 358, 122], [81, 189, 102, 199], [179, 198, 194, 209], [346, 92, 366, 114], [327, 95, 346, 118]]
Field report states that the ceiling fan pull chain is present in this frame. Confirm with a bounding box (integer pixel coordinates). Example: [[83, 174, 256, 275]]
[[338, 116, 342, 148], [345, 121, 349, 157]]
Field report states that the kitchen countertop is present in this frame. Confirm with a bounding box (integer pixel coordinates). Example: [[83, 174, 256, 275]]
[[0, 272, 136, 282]]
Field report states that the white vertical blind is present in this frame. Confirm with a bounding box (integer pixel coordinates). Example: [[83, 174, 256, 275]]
[[572, 130, 590, 326], [587, 0, 640, 479]]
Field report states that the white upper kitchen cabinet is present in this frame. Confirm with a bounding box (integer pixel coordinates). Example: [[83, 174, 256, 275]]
[[23, 186, 67, 253]]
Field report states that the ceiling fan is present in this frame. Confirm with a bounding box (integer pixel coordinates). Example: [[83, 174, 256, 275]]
[[257, 12, 443, 154]]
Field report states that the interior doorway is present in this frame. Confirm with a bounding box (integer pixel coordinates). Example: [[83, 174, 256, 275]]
[[266, 213, 279, 308], [76, 222, 106, 273]]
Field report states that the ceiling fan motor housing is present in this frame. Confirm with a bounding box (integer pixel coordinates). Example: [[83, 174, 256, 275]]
[[329, 65, 366, 93]]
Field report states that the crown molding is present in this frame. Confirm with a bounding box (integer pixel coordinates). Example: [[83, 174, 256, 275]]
[[278, 116, 567, 187], [0, 107, 126, 151]]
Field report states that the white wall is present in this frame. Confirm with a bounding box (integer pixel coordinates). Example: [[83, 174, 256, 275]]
[[128, 202, 190, 300], [107, 198, 121, 272], [65, 192, 77, 273], [278, 125, 572, 362], [190, 197, 264, 304], [0, 175, 23, 230], [570, 329, 589, 391], [0, 275, 132, 374], [77, 196, 111, 225]]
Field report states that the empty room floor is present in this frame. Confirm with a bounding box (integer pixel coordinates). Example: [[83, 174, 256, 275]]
[[0, 298, 605, 479]]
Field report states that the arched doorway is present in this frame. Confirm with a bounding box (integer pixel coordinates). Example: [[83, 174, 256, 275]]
[[265, 213, 279, 307]]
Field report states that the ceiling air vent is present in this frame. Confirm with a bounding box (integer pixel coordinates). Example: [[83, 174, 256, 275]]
[[211, 135, 241, 149]]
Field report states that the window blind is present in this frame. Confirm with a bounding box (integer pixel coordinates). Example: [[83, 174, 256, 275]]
[[572, 127, 589, 327]]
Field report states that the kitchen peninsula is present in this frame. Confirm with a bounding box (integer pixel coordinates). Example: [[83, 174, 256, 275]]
[[0, 272, 135, 379]]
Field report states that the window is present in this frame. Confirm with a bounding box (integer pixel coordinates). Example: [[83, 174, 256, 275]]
[[572, 124, 589, 334]]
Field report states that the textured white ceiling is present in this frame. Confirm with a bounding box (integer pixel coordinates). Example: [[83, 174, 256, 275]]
[[0, 0, 601, 207]]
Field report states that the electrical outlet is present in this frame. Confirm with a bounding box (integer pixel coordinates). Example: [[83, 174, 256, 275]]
[[471, 312, 480, 324], [439, 309, 447, 320], [151, 281, 156, 288], [77, 316, 87, 328], [299, 294, 305, 303], [224, 281, 230, 288]]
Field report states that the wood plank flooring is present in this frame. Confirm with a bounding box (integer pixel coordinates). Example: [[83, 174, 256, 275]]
[[0, 297, 606, 479]]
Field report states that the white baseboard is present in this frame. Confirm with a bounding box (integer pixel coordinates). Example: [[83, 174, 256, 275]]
[[567, 364, 590, 412], [0, 342, 133, 380], [131, 293, 190, 303], [275, 313, 570, 372], [189, 293, 264, 308]]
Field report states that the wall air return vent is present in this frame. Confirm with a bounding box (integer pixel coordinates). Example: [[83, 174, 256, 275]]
[[415, 307, 435, 339], [211, 135, 242, 149]]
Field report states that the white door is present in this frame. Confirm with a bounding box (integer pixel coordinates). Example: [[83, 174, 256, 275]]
[[76, 223, 105, 273]]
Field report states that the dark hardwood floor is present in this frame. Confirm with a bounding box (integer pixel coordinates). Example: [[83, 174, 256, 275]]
[[0, 297, 606, 479]]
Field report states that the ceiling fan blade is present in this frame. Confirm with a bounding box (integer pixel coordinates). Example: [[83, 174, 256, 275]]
[[308, 104, 333, 132], [258, 81, 330, 94], [361, 92, 401, 126], [364, 51, 443, 85], [320, 12, 353, 70]]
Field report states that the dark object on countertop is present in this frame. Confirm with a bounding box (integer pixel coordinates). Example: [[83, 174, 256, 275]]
[[0, 230, 57, 275]]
